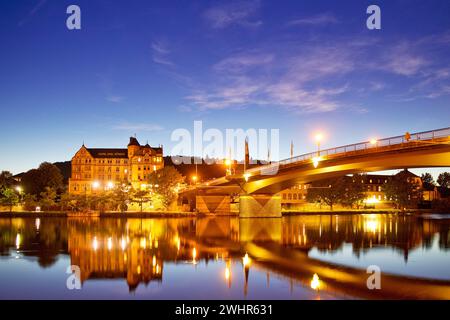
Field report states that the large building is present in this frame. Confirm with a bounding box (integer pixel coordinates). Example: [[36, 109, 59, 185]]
[[69, 137, 163, 194]]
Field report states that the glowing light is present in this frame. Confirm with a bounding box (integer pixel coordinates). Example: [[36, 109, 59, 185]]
[[152, 255, 156, 266], [107, 237, 112, 251], [242, 253, 251, 267], [120, 237, 126, 250], [107, 181, 114, 189], [312, 156, 322, 168], [92, 181, 100, 189], [156, 264, 160, 274], [35, 218, 40, 231], [35, 206, 41, 212], [92, 236, 98, 251], [137, 265, 141, 274], [225, 267, 231, 280], [140, 237, 147, 249], [192, 247, 197, 264], [191, 175, 198, 182], [15, 233, 21, 250], [15, 186, 22, 193], [364, 195, 380, 204], [315, 133, 323, 142], [370, 138, 378, 145], [311, 273, 321, 290], [224, 159, 231, 166], [243, 173, 251, 182]]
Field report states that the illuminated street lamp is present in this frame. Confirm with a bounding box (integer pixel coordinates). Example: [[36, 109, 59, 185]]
[[224, 158, 232, 175], [106, 181, 114, 190], [243, 173, 251, 182], [191, 175, 198, 185], [370, 138, 378, 146], [92, 181, 100, 190], [315, 133, 323, 155]]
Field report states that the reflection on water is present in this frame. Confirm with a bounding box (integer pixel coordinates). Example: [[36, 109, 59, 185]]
[[0, 214, 449, 299]]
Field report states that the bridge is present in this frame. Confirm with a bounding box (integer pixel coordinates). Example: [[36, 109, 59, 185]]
[[183, 127, 450, 217]]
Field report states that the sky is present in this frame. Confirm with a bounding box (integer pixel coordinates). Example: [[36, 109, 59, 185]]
[[0, 0, 449, 178]]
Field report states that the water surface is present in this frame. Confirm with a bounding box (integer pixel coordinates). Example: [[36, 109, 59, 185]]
[[0, 214, 449, 299]]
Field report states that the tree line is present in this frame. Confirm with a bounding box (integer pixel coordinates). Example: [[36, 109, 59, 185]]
[[305, 171, 450, 211], [0, 163, 185, 213]]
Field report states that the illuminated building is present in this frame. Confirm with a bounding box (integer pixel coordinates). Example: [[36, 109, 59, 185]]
[[68, 137, 163, 194]]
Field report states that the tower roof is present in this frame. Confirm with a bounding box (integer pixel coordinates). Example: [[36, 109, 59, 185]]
[[128, 137, 140, 147]]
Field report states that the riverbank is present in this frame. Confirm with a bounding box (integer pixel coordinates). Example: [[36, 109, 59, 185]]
[[0, 211, 196, 218], [1, 208, 448, 218], [282, 208, 450, 215]]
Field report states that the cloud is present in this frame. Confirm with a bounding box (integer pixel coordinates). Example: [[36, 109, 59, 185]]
[[186, 46, 354, 113], [214, 53, 274, 73], [204, 0, 262, 29], [19, 0, 47, 27], [113, 123, 164, 132], [287, 13, 339, 27], [151, 40, 174, 66], [106, 95, 124, 103]]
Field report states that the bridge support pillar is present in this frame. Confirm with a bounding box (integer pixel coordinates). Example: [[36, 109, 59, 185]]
[[239, 194, 281, 218], [196, 195, 231, 214]]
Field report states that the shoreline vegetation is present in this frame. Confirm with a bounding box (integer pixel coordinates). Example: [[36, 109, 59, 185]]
[[0, 208, 447, 218]]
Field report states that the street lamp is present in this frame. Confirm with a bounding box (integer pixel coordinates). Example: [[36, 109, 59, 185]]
[[315, 133, 323, 156], [92, 181, 100, 190], [191, 175, 198, 185], [225, 159, 232, 175], [243, 173, 251, 182]]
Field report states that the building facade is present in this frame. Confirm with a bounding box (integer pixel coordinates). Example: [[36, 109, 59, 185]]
[[280, 170, 424, 209], [69, 137, 163, 194]]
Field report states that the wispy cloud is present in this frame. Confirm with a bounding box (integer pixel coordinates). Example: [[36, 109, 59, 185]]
[[151, 40, 174, 66], [186, 43, 355, 113], [18, 0, 47, 27], [287, 13, 339, 27], [214, 53, 274, 73], [113, 123, 164, 132], [381, 43, 428, 76], [204, 0, 262, 29], [106, 95, 124, 103]]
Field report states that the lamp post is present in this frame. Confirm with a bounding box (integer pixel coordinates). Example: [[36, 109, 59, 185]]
[[15, 186, 23, 205], [315, 133, 323, 156]]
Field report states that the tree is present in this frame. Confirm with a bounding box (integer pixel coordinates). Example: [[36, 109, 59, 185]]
[[0, 188, 19, 212], [23, 194, 38, 211], [383, 171, 421, 209], [0, 171, 14, 190], [148, 166, 185, 210], [39, 187, 57, 210], [131, 190, 151, 212], [306, 177, 347, 210], [21, 162, 63, 197], [341, 174, 366, 208], [437, 172, 450, 189], [112, 185, 131, 213], [421, 173, 436, 190]]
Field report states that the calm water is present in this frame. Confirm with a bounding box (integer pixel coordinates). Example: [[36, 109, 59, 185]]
[[0, 214, 449, 299]]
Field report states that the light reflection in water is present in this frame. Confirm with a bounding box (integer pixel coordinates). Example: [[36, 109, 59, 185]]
[[0, 215, 449, 299]]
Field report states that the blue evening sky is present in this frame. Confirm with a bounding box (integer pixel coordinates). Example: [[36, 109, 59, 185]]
[[0, 0, 449, 177]]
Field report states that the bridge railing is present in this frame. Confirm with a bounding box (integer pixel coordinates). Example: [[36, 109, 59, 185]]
[[246, 127, 450, 174]]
